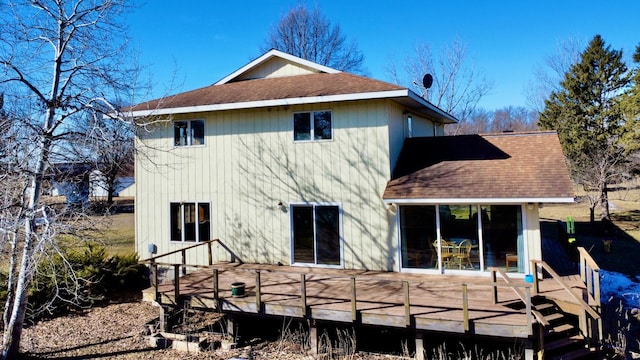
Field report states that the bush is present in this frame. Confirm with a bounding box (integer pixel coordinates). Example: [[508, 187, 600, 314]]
[[27, 242, 148, 320]]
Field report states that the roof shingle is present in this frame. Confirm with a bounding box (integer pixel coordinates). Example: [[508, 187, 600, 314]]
[[131, 72, 404, 111], [383, 131, 574, 201]]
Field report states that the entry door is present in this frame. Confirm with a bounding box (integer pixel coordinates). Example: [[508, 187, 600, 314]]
[[291, 204, 341, 266]]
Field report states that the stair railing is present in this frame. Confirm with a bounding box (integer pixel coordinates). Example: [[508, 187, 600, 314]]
[[488, 267, 548, 336], [577, 247, 601, 310], [530, 259, 602, 344]]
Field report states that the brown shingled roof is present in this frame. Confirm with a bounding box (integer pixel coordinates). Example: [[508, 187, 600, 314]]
[[383, 131, 574, 201], [131, 72, 405, 111]]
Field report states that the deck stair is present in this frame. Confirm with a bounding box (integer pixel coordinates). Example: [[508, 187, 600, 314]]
[[533, 297, 597, 360]]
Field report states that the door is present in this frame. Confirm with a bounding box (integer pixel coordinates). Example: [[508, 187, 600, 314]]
[[291, 204, 341, 266]]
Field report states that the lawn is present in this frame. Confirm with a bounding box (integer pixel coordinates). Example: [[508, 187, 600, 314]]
[[88, 212, 135, 256], [540, 181, 640, 277]]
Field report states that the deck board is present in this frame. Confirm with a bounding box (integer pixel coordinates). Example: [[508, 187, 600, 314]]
[[145, 262, 591, 339]]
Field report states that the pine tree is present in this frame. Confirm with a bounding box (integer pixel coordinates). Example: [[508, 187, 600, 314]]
[[539, 35, 632, 221], [620, 44, 640, 154]]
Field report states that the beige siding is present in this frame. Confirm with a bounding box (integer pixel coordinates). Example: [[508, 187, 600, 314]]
[[237, 57, 319, 81], [136, 100, 400, 270], [411, 115, 437, 137], [524, 204, 542, 274], [387, 107, 405, 176]]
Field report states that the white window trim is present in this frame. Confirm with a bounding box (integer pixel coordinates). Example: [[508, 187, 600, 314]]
[[169, 201, 211, 243], [289, 201, 344, 269], [173, 119, 206, 147], [292, 110, 334, 142]]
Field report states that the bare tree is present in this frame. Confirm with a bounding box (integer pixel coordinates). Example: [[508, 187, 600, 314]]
[[262, 3, 366, 74], [0, 1, 139, 357], [68, 114, 134, 207], [526, 37, 584, 112], [387, 37, 493, 133]]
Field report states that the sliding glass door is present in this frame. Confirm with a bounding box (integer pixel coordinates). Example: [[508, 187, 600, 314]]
[[399, 204, 525, 273], [291, 204, 341, 266]]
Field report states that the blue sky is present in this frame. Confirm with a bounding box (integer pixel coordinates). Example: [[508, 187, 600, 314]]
[[126, 1, 640, 111]]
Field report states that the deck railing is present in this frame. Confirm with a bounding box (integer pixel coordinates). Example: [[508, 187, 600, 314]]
[[488, 266, 547, 334], [150, 263, 540, 336], [139, 238, 242, 301], [530, 258, 602, 344], [577, 246, 601, 309]]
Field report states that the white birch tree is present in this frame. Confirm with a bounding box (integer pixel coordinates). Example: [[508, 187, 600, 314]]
[[0, 1, 138, 357]]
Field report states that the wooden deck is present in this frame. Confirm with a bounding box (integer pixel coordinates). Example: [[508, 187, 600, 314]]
[[143, 262, 595, 340]]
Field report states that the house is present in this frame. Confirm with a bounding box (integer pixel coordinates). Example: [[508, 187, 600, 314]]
[[129, 50, 601, 359], [128, 49, 573, 276], [89, 170, 135, 198]]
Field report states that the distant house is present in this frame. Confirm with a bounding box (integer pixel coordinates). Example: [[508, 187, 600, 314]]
[[50, 162, 92, 208], [128, 49, 573, 275], [89, 170, 135, 198]]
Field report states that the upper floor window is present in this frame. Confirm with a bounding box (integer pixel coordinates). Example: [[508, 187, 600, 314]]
[[174, 120, 205, 146], [170, 202, 211, 242], [293, 111, 332, 141]]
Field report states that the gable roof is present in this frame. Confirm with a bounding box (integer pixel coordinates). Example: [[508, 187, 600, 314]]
[[383, 131, 575, 203], [127, 50, 457, 124], [216, 49, 339, 84]]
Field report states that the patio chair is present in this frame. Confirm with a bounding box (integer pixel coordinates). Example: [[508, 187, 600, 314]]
[[433, 239, 453, 268], [451, 239, 473, 269]]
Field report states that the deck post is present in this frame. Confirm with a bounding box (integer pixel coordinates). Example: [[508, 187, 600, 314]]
[[414, 331, 425, 360], [532, 261, 540, 294], [173, 264, 180, 302], [525, 286, 532, 336], [151, 262, 159, 302], [226, 314, 238, 340], [159, 305, 172, 332], [301, 274, 307, 316], [351, 277, 357, 322], [256, 271, 262, 312], [491, 269, 498, 304], [403, 281, 410, 327], [212, 268, 219, 308], [207, 242, 213, 265], [536, 322, 545, 360], [462, 284, 469, 332], [524, 339, 535, 360], [181, 250, 186, 276], [308, 319, 318, 355]]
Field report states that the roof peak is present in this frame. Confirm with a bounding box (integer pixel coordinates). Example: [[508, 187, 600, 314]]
[[215, 49, 341, 85]]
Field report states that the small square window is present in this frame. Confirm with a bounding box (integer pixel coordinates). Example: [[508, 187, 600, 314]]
[[170, 202, 211, 242], [174, 120, 205, 146], [293, 111, 332, 141]]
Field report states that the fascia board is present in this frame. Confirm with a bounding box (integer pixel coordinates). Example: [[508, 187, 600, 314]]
[[406, 91, 458, 123]]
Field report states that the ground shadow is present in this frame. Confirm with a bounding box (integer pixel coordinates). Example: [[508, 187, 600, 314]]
[[541, 217, 640, 278]]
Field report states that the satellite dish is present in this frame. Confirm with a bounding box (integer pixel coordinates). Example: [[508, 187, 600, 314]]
[[422, 73, 433, 89]]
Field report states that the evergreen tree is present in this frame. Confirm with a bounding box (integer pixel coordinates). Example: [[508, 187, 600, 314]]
[[539, 35, 632, 221], [620, 44, 640, 155]]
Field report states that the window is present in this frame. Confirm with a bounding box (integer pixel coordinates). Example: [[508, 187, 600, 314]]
[[293, 111, 332, 141], [174, 120, 204, 146], [398, 204, 525, 273], [170, 202, 210, 242], [291, 204, 341, 265]]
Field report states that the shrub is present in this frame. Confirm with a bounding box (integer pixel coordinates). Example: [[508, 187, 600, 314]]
[[27, 242, 147, 320]]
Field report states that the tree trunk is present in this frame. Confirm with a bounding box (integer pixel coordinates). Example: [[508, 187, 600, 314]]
[[600, 183, 610, 220], [1, 136, 51, 360], [2, 233, 19, 329], [589, 206, 595, 224]]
